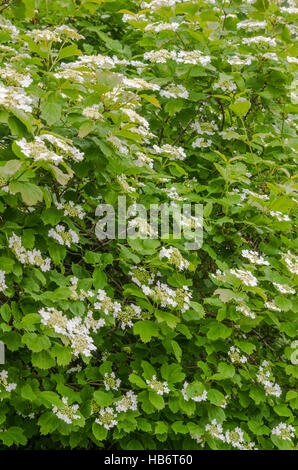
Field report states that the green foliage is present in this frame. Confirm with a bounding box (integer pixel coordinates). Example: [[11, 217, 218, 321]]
[[0, 0, 297, 451]]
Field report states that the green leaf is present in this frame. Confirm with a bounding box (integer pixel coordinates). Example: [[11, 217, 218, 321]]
[[148, 391, 165, 410], [22, 332, 51, 352], [230, 99, 251, 116], [133, 320, 159, 343], [92, 422, 108, 441], [40, 102, 62, 126], [9, 182, 43, 206]]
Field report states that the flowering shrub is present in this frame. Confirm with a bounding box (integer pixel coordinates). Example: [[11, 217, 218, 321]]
[[0, 0, 297, 451]]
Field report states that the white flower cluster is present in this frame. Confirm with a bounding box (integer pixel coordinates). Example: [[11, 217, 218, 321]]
[[205, 419, 225, 442], [128, 217, 158, 237], [146, 375, 170, 395], [192, 137, 212, 148], [48, 225, 79, 247], [213, 77, 237, 93], [27, 25, 84, 43], [270, 211, 290, 222], [153, 144, 186, 160], [121, 77, 160, 91], [159, 246, 189, 271], [121, 107, 150, 128], [145, 22, 180, 32], [104, 372, 121, 392], [56, 201, 86, 219], [256, 361, 282, 398], [108, 137, 129, 155], [152, 281, 191, 312], [227, 55, 253, 66], [95, 407, 118, 430], [82, 105, 103, 121], [114, 304, 142, 330], [144, 49, 211, 66], [228, 346, 248, 364], [0, 84, 33, 113], [182, 382, 208, 402], [0, 17, 19, 39], [225, 427, 244, 449], [39, 307, 104, 357], [205, 419, 256, 449], [272, 423, 295, 441], [69, 277, 95, 301], [241, 249, 269, 265], [264, 300, 281, 312], [16, 135, 84, 165], [129, 266, 156, 295], [0, 65, 32, 88], [236, 20, 267, 31], [191, 121, 217, 135], [273, 283, 295, 295], [135, 152, 154, 169], [230, 268, 258, 287], [160, 84, 188, 99], [52, 397, 80, 424], [94, 289, 122, 316], [0, 370, 17, 392], [242, 37, 277, 47], [281, 251, 298, 275], [115, 391, 138, 413], [9, 233, 51, 272], [236, 303, 256, 320], [0, 270, 7, 293]]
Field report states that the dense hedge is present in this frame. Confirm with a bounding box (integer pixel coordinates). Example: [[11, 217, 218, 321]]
[[0, 0, 297, 450]]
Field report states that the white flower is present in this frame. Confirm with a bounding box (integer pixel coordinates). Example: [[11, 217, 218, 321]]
[[104, 372, 121, 391], [95, 407, 118, 430], [145, 22, 180, 32], [82, 105, 103, 120], [0, 370, 16, 393], [159, 246, 189, 271], [153, 144, 186, 160], [192, 390, 208, 402], [236, 303, 256, 320], [273, 283, 295, 294], [0, 270, 7, 293], [230, 269, 258, 287], [56, 201, 86, 219], [115, 391, 138, 413], [205, 419, 225, 442], [227, 55, 253, 66], [287, 56, 298, 64], [27, 28, 62, 43], [146, 375, 170, 395], [192, 137, 212, 148], [53, 397, 80, 424], [236, 20, 267, 31], [144, 49, 177, 63], [270, 211, 290, 222], [241, 249, 269, 265], [48, 225, 79, 247], [242, 37, 277, 47], [264, 300, 281, 312], [0, 84, 33, 113], [281, 251, 298, 275], [176, 50, 211, 66], [228, 346, 247, 364], [160, 84, 188, 99], [9, 233, 51, 272], [225, 427, 244, 449], [272, 423, 295, 441]]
